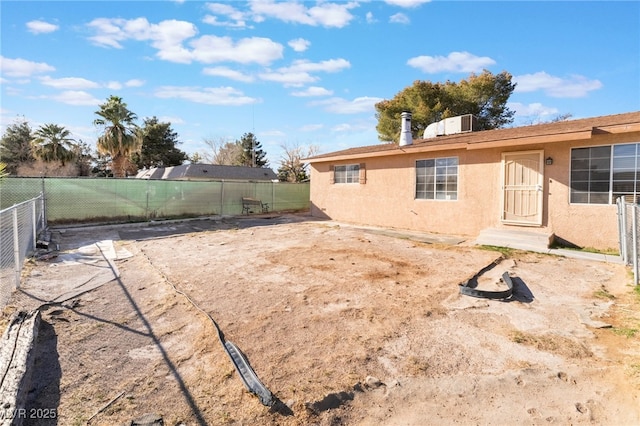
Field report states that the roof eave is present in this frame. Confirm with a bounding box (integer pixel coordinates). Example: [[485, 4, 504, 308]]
[[466, 129, 593, 150], [307, 130, 594, 163]]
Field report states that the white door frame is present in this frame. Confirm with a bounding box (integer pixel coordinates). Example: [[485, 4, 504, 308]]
[[500, 150, 544, 226]]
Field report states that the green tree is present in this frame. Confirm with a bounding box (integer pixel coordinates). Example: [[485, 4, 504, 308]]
[[31, 123, 77, 166], [375, 70, 516, 142], [237, 132, 268, 167], [93, 95, 142, 177], [132, 117, 187, 169], [0, 119, 34, 175]]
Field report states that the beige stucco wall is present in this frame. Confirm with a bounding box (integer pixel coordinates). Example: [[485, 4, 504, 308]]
[[310, 131, 640, 250]]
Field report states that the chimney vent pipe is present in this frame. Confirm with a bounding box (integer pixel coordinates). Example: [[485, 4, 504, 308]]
[[399, 111, 413, 146]]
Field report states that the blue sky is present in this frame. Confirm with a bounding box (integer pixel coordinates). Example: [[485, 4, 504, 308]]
[[1, 0, 639, 168]]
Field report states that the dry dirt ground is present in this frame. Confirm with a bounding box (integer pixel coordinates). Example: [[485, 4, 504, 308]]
[[3, 213, 640, 425]]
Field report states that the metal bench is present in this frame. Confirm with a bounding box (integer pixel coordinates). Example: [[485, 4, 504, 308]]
[[241, 197, 269, 215]]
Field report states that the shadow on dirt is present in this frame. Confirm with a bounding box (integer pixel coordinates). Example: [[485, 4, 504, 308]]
[[24, 319, 61, 426], [269, 397, 294, 416], [108, 272, 208, 425], [305, 391, 355, 414]]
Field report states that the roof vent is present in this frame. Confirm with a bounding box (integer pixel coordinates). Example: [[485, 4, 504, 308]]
[[399, 111, 413, 146], [423, 114, 478, 139]]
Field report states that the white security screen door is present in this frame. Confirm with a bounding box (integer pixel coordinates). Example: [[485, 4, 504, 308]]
[[502, 151, 544, 225]]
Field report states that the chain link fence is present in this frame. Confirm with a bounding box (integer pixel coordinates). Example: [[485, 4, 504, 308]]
[[0, 193, 46, 307], [617, 196, 640, 285]]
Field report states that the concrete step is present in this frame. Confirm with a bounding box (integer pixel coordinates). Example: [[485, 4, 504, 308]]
[[474, 228, 554, 252]]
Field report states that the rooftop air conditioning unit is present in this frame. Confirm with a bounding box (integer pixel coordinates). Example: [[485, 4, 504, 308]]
[[423, 114, 478, 138]]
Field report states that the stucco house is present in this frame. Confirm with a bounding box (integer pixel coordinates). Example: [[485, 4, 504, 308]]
[[306, 111, 640, 251]]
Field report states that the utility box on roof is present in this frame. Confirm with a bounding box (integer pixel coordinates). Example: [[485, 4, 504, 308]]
[[423, 114, 478, 138]]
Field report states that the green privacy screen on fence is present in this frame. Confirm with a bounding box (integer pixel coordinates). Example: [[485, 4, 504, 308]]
[[0, 177, 310, 223]]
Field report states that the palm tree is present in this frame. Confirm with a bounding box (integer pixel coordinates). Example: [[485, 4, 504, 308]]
[[93, 95, 142, 177], [31, 123, 76, 166]]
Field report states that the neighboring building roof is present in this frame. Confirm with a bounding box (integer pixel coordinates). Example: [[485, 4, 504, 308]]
[[306, 111, 640, 163], [135, 164, 278, 181]]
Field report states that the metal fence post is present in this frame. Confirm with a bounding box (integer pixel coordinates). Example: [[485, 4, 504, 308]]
[[40, 192, 46, 231], [31, 199, 37, 250], [12, 208, 20, 289], [620, 198, 628, 264], [634, 205, 639, 286], [220, 180, 225, 215], [145, 179, 150, 219], [617, 198, 623, 260]]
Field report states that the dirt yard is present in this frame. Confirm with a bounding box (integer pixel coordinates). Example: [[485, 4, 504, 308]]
[[3, 213, 640, 425]]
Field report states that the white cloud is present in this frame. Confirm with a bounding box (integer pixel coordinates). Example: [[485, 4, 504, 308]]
[[249, 0, 359, 28], [86, 17, 284, 66], [157, 115, 185, 125], [509, 102, 559, 117], [259, 70, 318, 87], [202, 15, 248, 28], [514, 71, 603, 98], [286, 58, 351, 73], [291, 86, 334, 97], [407, 51, 496, 73], [288, 38, 311, 52], [105, 79, 145, 90], [39, 76, 100, 90], [260, 129, 286, 137], [385, 0, 431, 7], [203, 66, 255, 83], [86, 18, 131, 48], [389, 13, 410, 24], [332, 122, 354, 132], [190, 36, 283, 65], [260, 58, 350, 87], [311, 96, 384, 114], [125, 79, 145, 87], [38, 76, 145, 91], [300, 123, 324, 132], [206, 3, 246, 19], [203, 3, 249, 28], [49, 91, 102, 106], [0, 56, 55, 77], [365, 12, 376, 24], [26, 20, 59, 34], [155, 85, 259, 106], [87, 17, 197, 62]]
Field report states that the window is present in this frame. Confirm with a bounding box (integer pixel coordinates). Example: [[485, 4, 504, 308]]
[[416, 157, 458, 200], [570, 143, 640, 204], [570, 146, 611, 204], [613, 144, 640, 202], [333, 164, 360, 184]]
